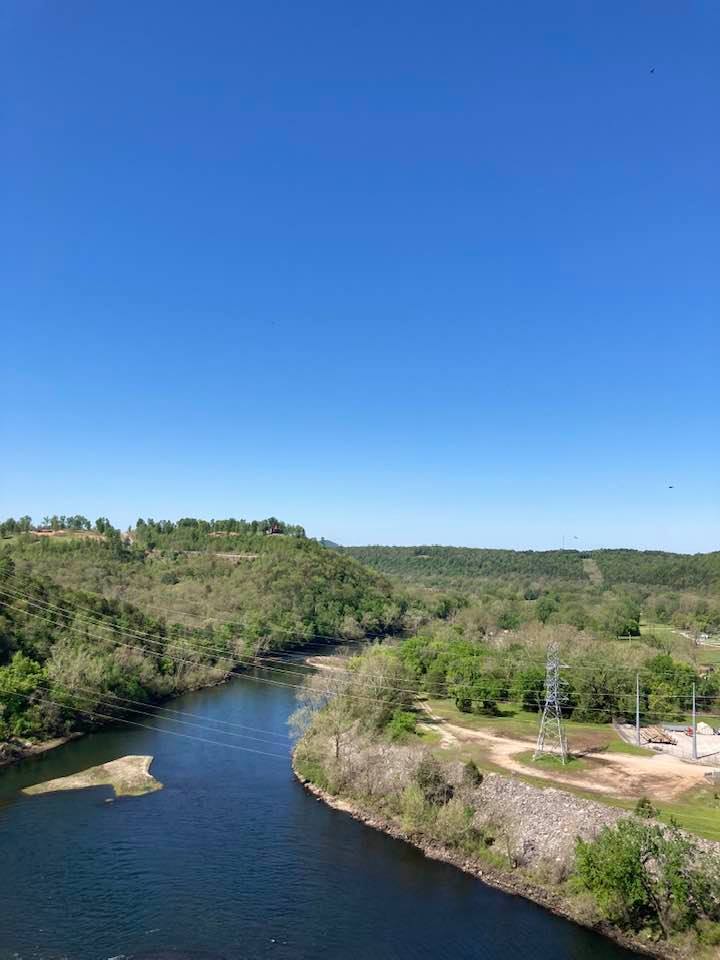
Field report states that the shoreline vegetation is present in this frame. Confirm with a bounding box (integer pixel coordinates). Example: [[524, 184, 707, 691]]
[[292, 742, 720, 960], [292, 759, 664, 960], [4, 514, 720, 954], [291, 641, 720, 959]]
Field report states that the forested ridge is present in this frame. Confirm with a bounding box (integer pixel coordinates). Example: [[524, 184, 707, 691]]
[[592, 549, 720, 590], [0, 557, 232, 748], [342, 545, 720, 591], [342, 546, 586, 582], [0, 515, 411, 750], [2, 514, 720, 755]]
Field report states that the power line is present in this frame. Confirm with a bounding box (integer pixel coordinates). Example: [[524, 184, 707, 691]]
[[3, 584, 719, 728], [3, 588, 719, 720], [0, 584, 423, 698], [9, 689, 288, 759], [26, 680, 290, 747], [5, 565, 716, 683], [2, 579, 715, 695], [7, 598, 720, 724]]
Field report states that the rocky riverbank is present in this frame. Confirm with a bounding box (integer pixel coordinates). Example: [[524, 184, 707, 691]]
[[293, 753, 702, 960], [0, 733, 82, 768]]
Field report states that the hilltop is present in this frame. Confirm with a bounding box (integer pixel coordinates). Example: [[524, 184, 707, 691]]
[[0, 514, 419, 752], [1, 516, 411, 645]]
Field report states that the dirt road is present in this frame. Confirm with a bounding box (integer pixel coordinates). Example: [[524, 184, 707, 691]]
[[420, 704, 708, 802]]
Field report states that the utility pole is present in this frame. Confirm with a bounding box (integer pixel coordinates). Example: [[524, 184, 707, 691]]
[[534, 640, 568, 764], [636, 673, 641, 747], [692, 682, 698, 761]]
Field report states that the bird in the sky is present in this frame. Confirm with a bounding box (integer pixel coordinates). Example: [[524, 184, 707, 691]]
[[650, 67, 655, 75]]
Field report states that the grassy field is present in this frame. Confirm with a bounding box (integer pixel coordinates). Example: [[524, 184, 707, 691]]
[[425, 697, 636, 752], [425, 697, 720, 841], [697, 646, 720, 666], [639, 619, 679, 644], [430, 734, 720, 842], [653, 785, 720, 840], [514, 749, 589, 771]]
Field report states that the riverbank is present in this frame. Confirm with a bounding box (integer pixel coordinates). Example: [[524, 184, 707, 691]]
[[0, 732, 82, 768], [0, 671, 236, 771], [292, 751, 712, 960]]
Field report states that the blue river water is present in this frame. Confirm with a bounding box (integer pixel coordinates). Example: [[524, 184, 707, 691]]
[[0, 666, 640, 960]]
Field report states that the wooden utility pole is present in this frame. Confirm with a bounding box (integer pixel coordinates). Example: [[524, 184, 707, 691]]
[[636, 673, 641, 746], [692, 682, 698, 761]]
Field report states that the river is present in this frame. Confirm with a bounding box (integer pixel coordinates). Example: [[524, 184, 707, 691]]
[[0, 664, 640, 960]]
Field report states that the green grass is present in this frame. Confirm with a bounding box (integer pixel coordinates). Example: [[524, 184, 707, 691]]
[[426, 698, 617, 738], [640, 620, 679, 643], [697, 647, 720, 666], [294, 755, 333, 793], [416, 728, 444, 745], [604, 739, 655, 756], [514, 749, 589, 771], [652, 785, 720, 842]]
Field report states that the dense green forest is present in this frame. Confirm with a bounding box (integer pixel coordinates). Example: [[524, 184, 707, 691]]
[[342, 545, 720, 636], [592, 548, 720, 590], [0, 556, 232, 746], [2, 514, 719, 752], [0, 516, 418, 748], [343, 545, 720, 592], [342, 546, 586, 582]]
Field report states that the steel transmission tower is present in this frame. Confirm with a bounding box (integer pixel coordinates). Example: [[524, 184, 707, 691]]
[[533, 640, 568, 764]]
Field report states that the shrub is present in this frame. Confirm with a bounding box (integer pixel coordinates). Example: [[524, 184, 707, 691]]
[[400, 783, 433, 832], [435, 799, 480, 849], [697, 920, 720, 946], [386, 709, 417, 740], [634, 796, 658, 819], [415, 754, 453, 806], [575, 819, 720, 938], [462, 759, 483, 787]]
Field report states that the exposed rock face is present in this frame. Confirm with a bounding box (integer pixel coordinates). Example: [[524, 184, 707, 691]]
[[303, 736, 720, 872], [468, 773, 625, 868]]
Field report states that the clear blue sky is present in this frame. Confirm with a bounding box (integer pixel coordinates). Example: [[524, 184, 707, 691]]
[[2, 2, 718, 552]]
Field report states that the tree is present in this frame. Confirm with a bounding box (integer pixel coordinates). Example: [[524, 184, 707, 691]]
[[0, 652, 46, 737], [536, 594, 559, 624], [512, 665, 546, 712], [447, 653, 508, 715], [290, 670, 355, 760], [575, 819, 720, 938]]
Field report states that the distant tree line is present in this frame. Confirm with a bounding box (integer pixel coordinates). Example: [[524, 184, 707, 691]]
[[0, 515, 118, 537], [396, 630, 720, 724], [133, 516, 306, 550], [592, 549, 720, 591], [343, 546, 587, 581]]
